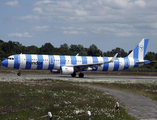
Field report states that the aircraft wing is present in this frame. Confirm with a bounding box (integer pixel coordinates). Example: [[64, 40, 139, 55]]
[[66, 53, 118, 69]]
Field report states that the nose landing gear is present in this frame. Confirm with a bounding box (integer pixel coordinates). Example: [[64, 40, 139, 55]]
[[17, 69, 21, 76]]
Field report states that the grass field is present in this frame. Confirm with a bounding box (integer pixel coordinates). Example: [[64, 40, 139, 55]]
[[0, 79, 134, 120], [88, 82, 157, 102]]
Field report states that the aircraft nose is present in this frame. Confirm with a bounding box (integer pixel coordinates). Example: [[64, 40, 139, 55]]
[[1, 59, 8, 67]]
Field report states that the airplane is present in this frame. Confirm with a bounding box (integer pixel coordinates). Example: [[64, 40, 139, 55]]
[[1, 38, 150, 78]]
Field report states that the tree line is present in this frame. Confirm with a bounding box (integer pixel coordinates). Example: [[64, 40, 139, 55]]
[[0, 39, 156, 69]]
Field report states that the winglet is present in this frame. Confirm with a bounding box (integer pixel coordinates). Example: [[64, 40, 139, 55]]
[[110, 53, 118, 62], [76, 53, 79, 56]]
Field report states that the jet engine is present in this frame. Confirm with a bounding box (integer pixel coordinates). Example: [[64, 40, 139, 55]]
[[60, 66, 74, 74]]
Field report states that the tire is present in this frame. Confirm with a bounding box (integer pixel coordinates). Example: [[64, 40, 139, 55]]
[[71, 73, 76, 77], [79, 73, 84, 78], [17, 73, 21, 76]]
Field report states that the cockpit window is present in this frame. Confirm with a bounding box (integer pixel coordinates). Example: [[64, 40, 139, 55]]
[[7, 58, 14, 60]]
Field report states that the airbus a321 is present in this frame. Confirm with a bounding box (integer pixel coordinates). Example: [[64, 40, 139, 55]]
[[1, 38, 150, 78]]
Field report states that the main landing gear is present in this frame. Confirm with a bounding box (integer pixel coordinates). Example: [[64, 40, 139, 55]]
[[79, 73, 84, 78], [71, 72, 84, 78], [71, 72, 76, 77], [17, 69, 21, 76]]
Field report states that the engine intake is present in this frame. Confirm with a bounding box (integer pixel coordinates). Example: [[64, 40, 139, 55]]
[[60, 66, 74, 74]]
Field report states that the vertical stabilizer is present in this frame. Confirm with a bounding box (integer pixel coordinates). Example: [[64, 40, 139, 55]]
[[128, 38, 149, 60]]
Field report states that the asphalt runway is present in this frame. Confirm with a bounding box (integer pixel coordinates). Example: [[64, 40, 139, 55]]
[[1, 74, 157, 119]]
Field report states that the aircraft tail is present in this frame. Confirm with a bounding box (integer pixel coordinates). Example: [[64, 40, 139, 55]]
[[128, 38, 149, 60]]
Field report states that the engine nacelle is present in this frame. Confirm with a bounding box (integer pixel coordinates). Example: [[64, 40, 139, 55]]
[[87, 67, 92, 71], [60, 66, 74, 74]]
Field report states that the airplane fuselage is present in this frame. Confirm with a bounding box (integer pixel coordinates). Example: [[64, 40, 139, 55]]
[[2, 54, 148, 71]]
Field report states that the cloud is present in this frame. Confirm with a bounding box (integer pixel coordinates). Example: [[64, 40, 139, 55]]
[[15, 15, 40, 21], [33, 0, 77, 16], [61, 26, 86, 35], [116, 32, 131, 37], [63, 31, 79, 35], [61, 27, 84, 30], [134, 0, 146, 7], [98, 0, 133, 9], [33, 0, 133, 22], [6, 0, 18, 6], [34, 26, 49, 31], [75, 9, 87, 16], [8, 32, 32, 38], [63, 31, 87, 35], [61, 27, 74, 30], [9, 0, 156, 40], [32, 0, 157, 36], [35, 0, 54, 6], [153, 22, 157, 28], [33, 7, 44, 14]]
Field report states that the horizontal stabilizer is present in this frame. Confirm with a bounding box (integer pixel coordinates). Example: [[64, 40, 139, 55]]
[[135, 60, 152, 65]]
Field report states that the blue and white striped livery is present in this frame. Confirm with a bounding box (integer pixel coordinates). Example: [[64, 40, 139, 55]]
[[1, 39, 150, 77]]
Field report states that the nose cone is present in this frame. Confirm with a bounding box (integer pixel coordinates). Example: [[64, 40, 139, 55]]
[[1, 59, 8, 67]]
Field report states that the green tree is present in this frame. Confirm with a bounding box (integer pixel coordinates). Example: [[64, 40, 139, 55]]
[[103, 51, 113, 57], [26, 45, 39, 54], [104, 47, 127, 57], [145, 52, 156, 61], [70, 44, 87, 56], [70, 44, 78, 52], [143, 52, 157, 69], [60, 43, 69, 50], [87, 44, 102, 56], [0, 39, 4, 50], [39, 43, 55, 54], [111, 47, 127, 57]]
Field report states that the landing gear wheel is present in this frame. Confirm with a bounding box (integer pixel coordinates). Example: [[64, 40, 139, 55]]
[[71, 72, 76, 77], [79, 73, 84, 78], [17, 72, 21, 76], [17, 69, 21, 76]]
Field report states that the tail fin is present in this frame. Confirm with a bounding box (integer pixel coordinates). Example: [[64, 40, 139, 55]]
[[128, 38, 149, 60]]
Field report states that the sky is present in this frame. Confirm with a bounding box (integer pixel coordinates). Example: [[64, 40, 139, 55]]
[[0, 0, 157, 53]]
